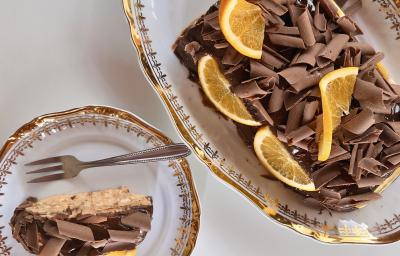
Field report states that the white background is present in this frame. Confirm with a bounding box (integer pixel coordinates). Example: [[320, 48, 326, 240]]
[[0, 1, 399, 255]]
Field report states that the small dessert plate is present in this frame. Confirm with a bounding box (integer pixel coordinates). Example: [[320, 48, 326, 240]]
[[0, 106, 200, 255], [123, 0, 400, 244]]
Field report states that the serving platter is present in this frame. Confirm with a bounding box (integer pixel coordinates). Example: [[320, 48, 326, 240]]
[[0, 106, 200, 255], [123, 0, 400, 243]]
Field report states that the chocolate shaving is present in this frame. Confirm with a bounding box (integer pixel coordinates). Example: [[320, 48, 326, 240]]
[[257, 0, 288, 16], [342, 108, 375, 135], [286, 100, 306, 133], [345, 42, 375, 55], [312, 163, 342, 189], [108, 230, 140, 243], [222, 46, 245, 66], [56, 220, 95, 242], [297, 10, 316, 47], [268, 85, 284, 112], [294, 43, 325, 66], [303, 101, 319, 124], [266, 25, 300, 35], [231, 81, 269, 100], [358, 158, 387, 176], [314, 2, 327, 31], [360, 52, 384, 71], [337, 16, 358, 35], [354, 78, 389, 114], [279, 65, 308, 84], [250, 60, 278, 79], [317, 34, 350, 67], [38, 238, 66, 256], [269, 34, 306, 49], [261, 49, 286, 69], [287, 125, 315, 144], [356, 177, 385, 188]]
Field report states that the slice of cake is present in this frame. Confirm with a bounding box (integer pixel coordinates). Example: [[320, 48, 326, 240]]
[[10, 187, 153, 255]]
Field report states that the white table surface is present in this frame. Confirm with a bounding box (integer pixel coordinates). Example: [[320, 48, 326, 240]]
[[0, 1, 399, 255]]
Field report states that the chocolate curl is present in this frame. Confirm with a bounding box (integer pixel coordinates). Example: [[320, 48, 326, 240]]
[[314, 2, 327, 32], [261, 49, 286, 69], [250, 61, 278, 79], [56, 220, 95, 242], [303, 101, 319, 124], [375, 123, 400, 147], [297, 10, 316, 47], [342, 47, 361, 67], [317, 34, 350, 67], [321, 188, 342, 200], [342, 109, 375, 135], [268, 86, 284, 112], [374, 69, 394, 93], [287, 1, 306, 25], [345, 42, 376, 55], [278, 65, 308, 84], [319, 0, 340, 19], [38, 238, 66, 256], [386, 154, 400, 165], [269, 34, 306, 49], [294, 43, 325, 66], [266, 25, 300, 35], [121, 211, 152, 231], [263, 45, 290, 63], [312, 163, 342, 189], [284, 89, 312, 110], [358, 158, 387, 176], [337, 16, 359, 35], [108, 230, 140, 243], [291, 73, 320, 91], [257, 0, 288, 15], [327, 175, 356, 188], [222, 46, 245, 66], [354, 78, 389, 114], [231, 81, 269, 100], [203, 10, 220, 30], [360, 52, 385, 71], [102, 242, 136, 253], [184, 41, 201, 64], [286, 100, 306, 133], [287, 125, 315, 144], [346, 127, 383, 145], [356, 177, 385, 188], [246, 99, 274, 125]]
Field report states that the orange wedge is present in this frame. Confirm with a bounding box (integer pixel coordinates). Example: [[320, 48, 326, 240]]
[[254, 126, 316, 191], [318, 67, 359, 161], [198, 55, 261, 126], [219, 0, 265, 59], [106, 249, 136, 256]]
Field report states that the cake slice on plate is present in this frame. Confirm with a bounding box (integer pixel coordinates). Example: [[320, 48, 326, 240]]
[[10, 187, 153, 255]]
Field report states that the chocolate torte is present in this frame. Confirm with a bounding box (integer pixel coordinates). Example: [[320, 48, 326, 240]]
[[10, 187, 152, 255], [174, 0, 400, 211]]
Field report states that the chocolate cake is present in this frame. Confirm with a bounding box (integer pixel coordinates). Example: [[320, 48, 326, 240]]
[[174, 0, 400, 211], [10, 187, 152, 255]]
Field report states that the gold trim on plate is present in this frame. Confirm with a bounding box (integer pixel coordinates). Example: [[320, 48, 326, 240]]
[[122, 0, 400, 244], [0, 106, 200, 255]]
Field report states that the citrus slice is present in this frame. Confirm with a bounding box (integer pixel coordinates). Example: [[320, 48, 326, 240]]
[[198, 55, 261, 126], [318, 67, 359, 161], [106, 249, 136, 256], [254, 126, 316, 191], [219, 0, 265, 59]]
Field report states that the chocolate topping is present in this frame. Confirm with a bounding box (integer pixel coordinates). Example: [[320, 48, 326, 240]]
[[174, 0, 399, 212]]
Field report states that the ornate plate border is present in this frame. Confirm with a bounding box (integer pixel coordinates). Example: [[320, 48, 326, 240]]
[[0, 105, 200, 256], [123, 0, 400, 244]]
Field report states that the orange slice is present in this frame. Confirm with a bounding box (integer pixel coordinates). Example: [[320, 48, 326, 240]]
[[318, 67, 359, 161], [198, 55, 261, 126], [219, 0, 265, 59], [254, 126, 316, 191]]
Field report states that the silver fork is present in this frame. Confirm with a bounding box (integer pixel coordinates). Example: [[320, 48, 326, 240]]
[[25, 143, 191, 183]]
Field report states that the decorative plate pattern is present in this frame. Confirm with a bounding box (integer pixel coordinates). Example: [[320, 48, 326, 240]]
[[123, 0, 400, 244], [0, 106, 200, 255]]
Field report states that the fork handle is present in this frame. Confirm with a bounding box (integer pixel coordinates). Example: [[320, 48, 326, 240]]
[[80, 143, 191, 168]]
